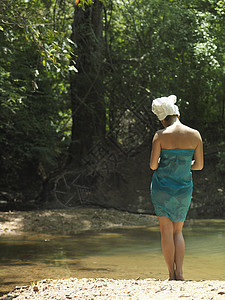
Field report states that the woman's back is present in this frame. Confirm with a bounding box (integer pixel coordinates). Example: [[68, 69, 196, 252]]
[[157, 121, 201, 150], [151, 148, 194, 222], [150, 118, 203, 171]]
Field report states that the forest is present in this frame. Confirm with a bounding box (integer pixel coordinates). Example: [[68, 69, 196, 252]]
[[0, 0, 225, 211]]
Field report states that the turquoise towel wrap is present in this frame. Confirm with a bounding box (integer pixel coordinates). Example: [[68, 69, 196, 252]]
[[151, 149, 195, 222]]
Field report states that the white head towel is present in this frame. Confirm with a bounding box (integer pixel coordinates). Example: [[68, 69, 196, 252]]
[[152, 95, 180, 121]]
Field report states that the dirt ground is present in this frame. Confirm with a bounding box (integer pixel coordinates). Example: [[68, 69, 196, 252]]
[[0, 207, 158, 236]]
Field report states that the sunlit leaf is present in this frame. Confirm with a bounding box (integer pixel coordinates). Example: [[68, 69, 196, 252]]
[[68, 65, 78, 72], [67, 38, 76, 45]]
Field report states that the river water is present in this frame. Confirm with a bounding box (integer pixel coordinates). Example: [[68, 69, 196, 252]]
[[0, 219, 225, 296]]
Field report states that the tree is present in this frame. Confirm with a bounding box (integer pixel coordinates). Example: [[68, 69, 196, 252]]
[[104, 0, 225, 139], [0, 0, 74, 194], [69, 0, 106, 164], [0, 0, 225, 203]]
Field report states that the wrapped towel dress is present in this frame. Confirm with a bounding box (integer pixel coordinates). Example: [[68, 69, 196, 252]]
[[151, 149, 194, 222]]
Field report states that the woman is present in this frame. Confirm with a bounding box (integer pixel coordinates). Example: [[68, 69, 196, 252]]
[[150, 95, 203, 281]]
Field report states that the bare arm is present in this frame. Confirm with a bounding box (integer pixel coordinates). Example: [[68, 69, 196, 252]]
[[150, 132, 161, 170], [191, 132, 204, 170]]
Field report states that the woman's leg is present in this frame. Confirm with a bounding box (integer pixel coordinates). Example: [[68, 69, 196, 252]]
[[173, 222, 185, 280], [158, 216, 175, 280]]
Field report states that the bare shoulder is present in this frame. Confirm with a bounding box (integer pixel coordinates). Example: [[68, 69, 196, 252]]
[[183, 125, 202, 139], [182, 125, 203, 149], [156, 128, 167, 136], [153, 129, 166, 141]]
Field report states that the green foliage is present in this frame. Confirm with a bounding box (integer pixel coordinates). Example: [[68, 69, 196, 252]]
[[104, 0, 225, 134], [0, 0, 225, 199], [217, 141, 225, 174], [0, 0, 75, 192]]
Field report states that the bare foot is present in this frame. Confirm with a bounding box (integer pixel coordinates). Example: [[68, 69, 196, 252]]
[[176, 277, 185, 281], [168, 271, 176, 281], [175, 272, 184, 281]]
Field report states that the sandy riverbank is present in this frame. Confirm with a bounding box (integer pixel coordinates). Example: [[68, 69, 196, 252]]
[[0, 207, 158, 236], [2, 277, 225, 299]]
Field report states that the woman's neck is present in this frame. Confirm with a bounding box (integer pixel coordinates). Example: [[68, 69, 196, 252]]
[[162, 116, 180, 128]]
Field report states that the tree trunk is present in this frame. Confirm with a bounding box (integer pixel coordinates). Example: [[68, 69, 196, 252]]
[[70, 0, 105, 165]]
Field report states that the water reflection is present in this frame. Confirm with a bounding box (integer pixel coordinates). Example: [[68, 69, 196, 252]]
[[0, 219, 225, 296]]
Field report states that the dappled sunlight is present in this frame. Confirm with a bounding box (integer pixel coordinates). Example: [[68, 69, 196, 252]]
[[0, 208, 157, 236], [0, 212, 25, 235], [80, 220, 92, 231]]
